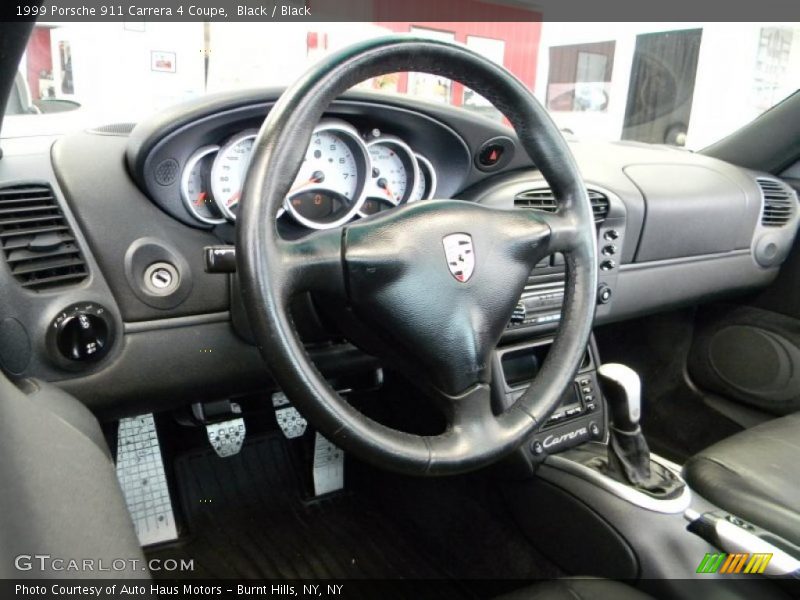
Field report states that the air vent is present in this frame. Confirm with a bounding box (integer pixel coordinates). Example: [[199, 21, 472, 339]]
[[514, 188, 610, 224], [87, 122, 136, 136], [0, 184, 88, 291], [757, 178, 794, 227]]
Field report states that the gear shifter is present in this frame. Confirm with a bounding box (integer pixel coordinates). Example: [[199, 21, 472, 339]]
[[597, 363, 654, 488]]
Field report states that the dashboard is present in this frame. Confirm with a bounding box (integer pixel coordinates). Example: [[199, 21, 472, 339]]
[[0, 89, 797, 417]]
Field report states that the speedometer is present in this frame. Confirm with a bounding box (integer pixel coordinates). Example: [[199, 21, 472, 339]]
[[209, 121, 369, 229], [285, 122, 370, 230], [210, 130, 257, 221], [359, 137, 419, 217]]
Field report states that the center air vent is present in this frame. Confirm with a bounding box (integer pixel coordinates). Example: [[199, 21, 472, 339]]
[[757, 178, 794, 227], [514, 187, 610, 224], [0, 184, 88, 291]]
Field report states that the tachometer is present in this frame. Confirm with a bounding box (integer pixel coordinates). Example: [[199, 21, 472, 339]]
[[181, 145, 225, 225], [210, 130, 258, 221], [285, 122, 370, 230], [359, 137, 419, 217]]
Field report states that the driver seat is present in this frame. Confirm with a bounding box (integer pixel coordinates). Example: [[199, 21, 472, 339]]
[[496, 578, 653, 600]]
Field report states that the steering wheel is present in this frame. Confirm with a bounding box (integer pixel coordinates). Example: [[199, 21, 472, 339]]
[[237, 36, 597, 475]]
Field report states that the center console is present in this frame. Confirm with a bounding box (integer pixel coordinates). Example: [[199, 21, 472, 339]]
[[493, 335, 607, 461]]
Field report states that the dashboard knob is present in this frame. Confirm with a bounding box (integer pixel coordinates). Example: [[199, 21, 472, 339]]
[[510, 302, 527, 324], [49, 303, 113, 365]]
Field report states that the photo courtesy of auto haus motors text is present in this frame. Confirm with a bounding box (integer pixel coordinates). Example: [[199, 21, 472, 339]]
[[1, 0, 799, 599]]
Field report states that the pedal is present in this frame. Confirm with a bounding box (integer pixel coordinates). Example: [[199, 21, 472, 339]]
[[189, 400, 246, 457], [272, 391, 308, 439], [206, 418, 246, 458], [116, 413, 178, 546], [313, 432, 344, 496]]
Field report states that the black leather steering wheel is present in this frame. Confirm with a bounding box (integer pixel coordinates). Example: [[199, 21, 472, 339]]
[[237, 35, 597, 475]]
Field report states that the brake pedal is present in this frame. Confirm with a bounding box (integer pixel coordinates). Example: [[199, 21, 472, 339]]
[[116, 413, 178, 546], [272, 392, 308, 439], [206, 418, 246, 457], [190, 400, 247, 457]]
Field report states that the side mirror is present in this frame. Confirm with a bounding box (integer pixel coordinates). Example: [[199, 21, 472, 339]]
[[34, 98, 81, 114]]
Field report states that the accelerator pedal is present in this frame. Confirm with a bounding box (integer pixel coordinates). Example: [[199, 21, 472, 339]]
[[116, 413, 178, 546], [313, 432, 345, 496], [271, 391, 344, 495]]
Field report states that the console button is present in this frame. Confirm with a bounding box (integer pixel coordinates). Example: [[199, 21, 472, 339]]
[[597, 285, 613, 304], [604, 229, 619, 241], [589, 422, 601, 438], [600, 260, 616, 271], [510, 302, 527, 325], [531, 440, 544, 455], [602, 244, 617, 256]]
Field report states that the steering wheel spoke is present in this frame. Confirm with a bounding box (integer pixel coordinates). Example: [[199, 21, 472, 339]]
[[537, 210, 584, 255], [424, 383, 533, 474], [280, 228, 346, 298]]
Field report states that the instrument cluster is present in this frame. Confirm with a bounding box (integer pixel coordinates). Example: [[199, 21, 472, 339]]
[[180, 118, 437, 230]]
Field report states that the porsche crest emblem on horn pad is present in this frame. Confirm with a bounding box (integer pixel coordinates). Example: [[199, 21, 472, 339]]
[[442, 233, 475, 283]]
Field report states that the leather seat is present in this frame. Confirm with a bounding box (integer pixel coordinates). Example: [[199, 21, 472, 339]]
[[684, 412, 800, 547], [0, 373, 146, 578], [495, 578, 653, 600]]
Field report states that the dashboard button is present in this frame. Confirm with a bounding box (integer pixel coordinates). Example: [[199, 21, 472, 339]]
[[600, 260, 616, 271], [479, 144, 504, 167], [604, 229, 620, 241], [597, 284, 613, 304], [475, 136, 515, 171], [602, 244, 617, 256]]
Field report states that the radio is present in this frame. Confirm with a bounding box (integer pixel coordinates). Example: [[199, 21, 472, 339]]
[[508, 255, 565, 329]]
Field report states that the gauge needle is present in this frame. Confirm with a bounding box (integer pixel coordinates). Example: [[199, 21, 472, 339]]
[[227, 191, 240, 207], [289, 171, 325, 194], [194, 191, 207, 207], [377, 178, 396, 202]]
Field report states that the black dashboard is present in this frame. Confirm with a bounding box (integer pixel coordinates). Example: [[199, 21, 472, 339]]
[[0, 89, 797, 417]]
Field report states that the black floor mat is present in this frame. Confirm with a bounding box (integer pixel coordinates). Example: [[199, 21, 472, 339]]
[[146, 433, 473, 596]]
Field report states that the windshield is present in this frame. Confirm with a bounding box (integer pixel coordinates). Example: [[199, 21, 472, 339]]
[[5, 21, 799, 149]]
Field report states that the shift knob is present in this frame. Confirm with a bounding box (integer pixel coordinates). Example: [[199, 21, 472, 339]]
[[597, 363, 641, 432]]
